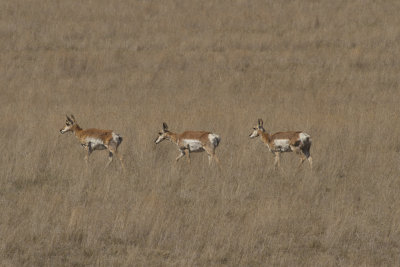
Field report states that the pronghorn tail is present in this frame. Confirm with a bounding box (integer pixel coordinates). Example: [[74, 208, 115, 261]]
[[117, 135, 123, 144]]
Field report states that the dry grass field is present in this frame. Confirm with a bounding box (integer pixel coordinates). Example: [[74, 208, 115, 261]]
[[1, 0, 400, 266]]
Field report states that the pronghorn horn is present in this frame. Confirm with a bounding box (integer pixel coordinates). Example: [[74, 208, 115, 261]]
[[258, 119, 263, 127], [162, 122, 168, 131], [70, 114, 76, 122]]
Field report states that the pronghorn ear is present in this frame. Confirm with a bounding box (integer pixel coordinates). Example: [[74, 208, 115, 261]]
[[162, 122, 168, 131], [66, 114, 72, 123], [70, 114, 76, 122], [258, 119, 263, 127]]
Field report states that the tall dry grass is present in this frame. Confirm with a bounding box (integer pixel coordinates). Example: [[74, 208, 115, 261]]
[[1, 0, 400, 266]]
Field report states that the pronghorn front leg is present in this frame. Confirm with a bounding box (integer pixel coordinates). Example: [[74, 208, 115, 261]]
[[83, 143, 92, 164], [186, 149, 191, 164], [176, 149, 186, 162], [274, 152, 281, 170]]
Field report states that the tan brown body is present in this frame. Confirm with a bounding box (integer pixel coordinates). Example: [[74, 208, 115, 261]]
[[155, 123, 221, 165], [250, 119, 312, 169], [60, 115, 125, 170], [72, 128, 110, 144]]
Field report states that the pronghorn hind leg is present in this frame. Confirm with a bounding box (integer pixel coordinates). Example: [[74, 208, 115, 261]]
[[213, 153, 220, 165], [298, 154, 306, 169], [291, 145, 304, 169], [308, 156, 313, 170], [115, 151, 125, 171], [204, 147, 212, 166], [108, 146, 125, 171], [207, 154, 212, 165], [205, 147, 219, 166], [295, 146, 306, 169], [302, 148, 313, 170], [106, 151, 113, 168]]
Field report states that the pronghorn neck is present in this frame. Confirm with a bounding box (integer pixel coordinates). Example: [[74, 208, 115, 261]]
[[71, 124, 84, 138], [260, 131, 271, 145], [167, 132, 179, 145]]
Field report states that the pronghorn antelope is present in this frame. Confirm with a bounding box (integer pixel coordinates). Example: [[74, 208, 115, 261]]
[[155, 122, 221, 165], [249, 119, 312, 169], [59, 115, 125, 170]]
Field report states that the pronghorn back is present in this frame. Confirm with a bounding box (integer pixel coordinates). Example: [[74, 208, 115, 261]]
[[180, 131, 210, 140]]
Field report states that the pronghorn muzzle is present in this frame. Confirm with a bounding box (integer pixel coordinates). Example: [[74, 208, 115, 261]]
[[249, 130, 258, 138]]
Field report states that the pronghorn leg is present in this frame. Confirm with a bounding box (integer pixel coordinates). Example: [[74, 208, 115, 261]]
[[307, 156, 313, 170], [298, 155, 306, 168], [302, 148, 313, 170], [205, 147, 219, 166], [213, 153, 220, 165], [176, 149, 185, 162], [204, 147, 212, 165], [274, 152, 280, 170], [115, 151, 125, 171], [291, 145, 308, 170], [207, 154, 212, 165], [108, 147, 125, 171], [186, 149, 191, 164], [84, 144, 92, 165], [106, 151, 113, 168]]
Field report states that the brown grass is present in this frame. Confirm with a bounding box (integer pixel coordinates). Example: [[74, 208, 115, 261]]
[[1, 0, 400, 266]]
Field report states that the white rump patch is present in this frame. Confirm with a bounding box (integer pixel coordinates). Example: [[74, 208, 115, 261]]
[[208, 134, 221, 147], [273, 139, 290, 152], [182, 139, 204, 152], [112, 132, 119, 142], [299, 132, 310, 143]]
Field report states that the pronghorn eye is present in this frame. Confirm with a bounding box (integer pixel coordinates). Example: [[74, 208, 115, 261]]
[[158, 132, 162, 135]]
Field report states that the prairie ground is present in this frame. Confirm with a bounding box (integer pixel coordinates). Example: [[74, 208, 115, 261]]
[[1, 0, 400, 266]]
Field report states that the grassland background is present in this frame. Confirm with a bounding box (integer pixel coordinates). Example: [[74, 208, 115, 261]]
[[1, 0, 400, 266]]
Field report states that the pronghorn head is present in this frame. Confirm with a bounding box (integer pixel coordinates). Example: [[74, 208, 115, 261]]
[[60, 114, 76, 134], [249, 119, 266, 138], [155, 122, 170, 144]]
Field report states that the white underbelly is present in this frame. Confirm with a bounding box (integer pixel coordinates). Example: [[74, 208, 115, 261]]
[[86, 137, 107, 150], [273, 139, 291, 152], [182, 139, 204, 152]]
